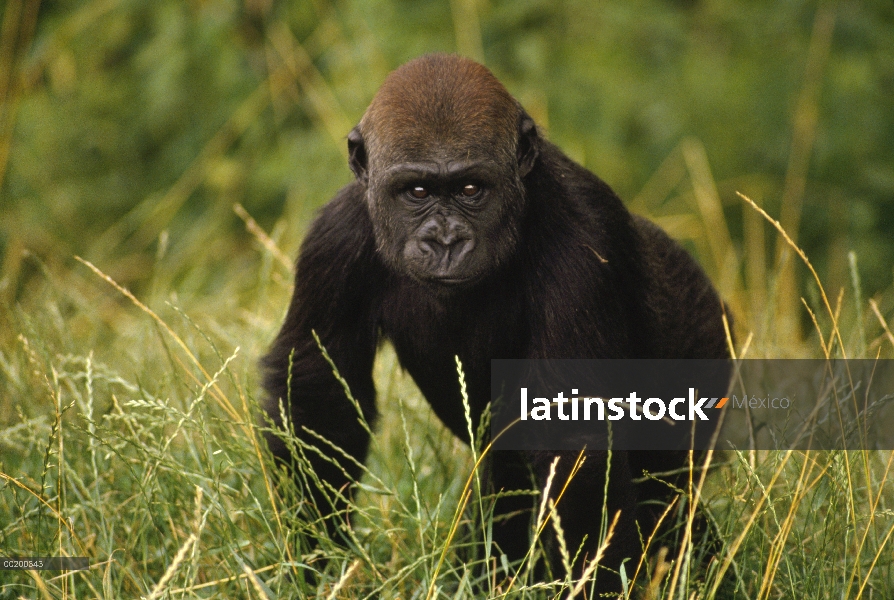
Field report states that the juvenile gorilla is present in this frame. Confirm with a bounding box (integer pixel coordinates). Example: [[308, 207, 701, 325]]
[[263, 54, 729, 587]]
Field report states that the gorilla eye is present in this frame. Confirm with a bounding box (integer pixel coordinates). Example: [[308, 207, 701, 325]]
[[410, 186, 429, 199], [461, 184, 481, 197]]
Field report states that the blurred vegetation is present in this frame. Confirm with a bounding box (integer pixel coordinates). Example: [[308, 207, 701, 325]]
[[2, 1, 894, 597], [1, 0, 893, 308]]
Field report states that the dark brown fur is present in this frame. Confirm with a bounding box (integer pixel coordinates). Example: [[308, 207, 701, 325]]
[[262, 54, 729, 593]]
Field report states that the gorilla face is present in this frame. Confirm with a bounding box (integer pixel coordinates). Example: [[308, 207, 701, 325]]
[[365, 154, 525, 286], [343, 53, 539, 289]]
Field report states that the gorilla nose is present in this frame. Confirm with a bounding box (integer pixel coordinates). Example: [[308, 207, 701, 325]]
[[418, 237, 474, 272], [410, 216, 476, 277]]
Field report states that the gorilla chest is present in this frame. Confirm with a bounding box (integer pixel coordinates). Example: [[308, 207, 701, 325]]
[[377, 285, 524, 439]]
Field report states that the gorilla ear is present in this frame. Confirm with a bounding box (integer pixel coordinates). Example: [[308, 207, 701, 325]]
[[347, 126, 368, 183], [517, 110, 540, 178]]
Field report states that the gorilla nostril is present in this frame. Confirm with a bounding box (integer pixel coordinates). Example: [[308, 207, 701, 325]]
[[450, 239, 475, 264], [418, 240, 435, 257]]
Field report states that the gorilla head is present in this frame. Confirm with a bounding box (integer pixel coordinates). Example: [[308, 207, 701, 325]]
[[346, 55, 538, 287]]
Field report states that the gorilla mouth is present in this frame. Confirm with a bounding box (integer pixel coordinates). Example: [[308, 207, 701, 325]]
[[419, 271, 483, 287]]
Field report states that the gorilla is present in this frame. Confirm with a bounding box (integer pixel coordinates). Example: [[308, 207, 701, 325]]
[[262, 53, 729, 591]]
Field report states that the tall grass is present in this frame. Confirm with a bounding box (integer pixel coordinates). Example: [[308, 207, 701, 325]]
[[2, 158, 893, 597]]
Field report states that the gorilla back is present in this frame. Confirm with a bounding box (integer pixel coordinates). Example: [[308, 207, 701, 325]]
[[262, 53, 729, 589]]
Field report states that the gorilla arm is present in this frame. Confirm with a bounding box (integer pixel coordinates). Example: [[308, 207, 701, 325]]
[[261, 182, 380, 535]]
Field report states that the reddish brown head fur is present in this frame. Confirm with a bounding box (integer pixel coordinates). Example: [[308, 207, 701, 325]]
[[359, 54, 520, 167]]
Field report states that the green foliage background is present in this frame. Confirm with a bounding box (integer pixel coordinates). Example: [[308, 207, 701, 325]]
[[2, 0, 893, 300], [1, 1, 894, 597]]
